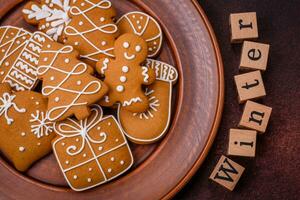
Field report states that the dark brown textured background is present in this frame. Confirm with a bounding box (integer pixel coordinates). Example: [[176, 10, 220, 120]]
[[175, 0, 300, 199]]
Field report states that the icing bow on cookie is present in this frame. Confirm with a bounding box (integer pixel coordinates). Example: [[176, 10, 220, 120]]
[[54, 105, 106, 156], [0, 93, 26, 125]]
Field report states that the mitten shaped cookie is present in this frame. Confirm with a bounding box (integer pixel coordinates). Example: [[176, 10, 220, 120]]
[[117, 11, 163, 58], [118, 59, 178, 144], [53, 104, 133, 191], [22, 0, 71, 41], [96, 33, 156, 113], [37, 41, 108, 122], [0, 83, 55, 171], [64, 0, 119, 65], [0, 26, 52, 91]]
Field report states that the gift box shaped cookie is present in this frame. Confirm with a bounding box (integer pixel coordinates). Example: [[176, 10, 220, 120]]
[[52, 104, 133, 191]]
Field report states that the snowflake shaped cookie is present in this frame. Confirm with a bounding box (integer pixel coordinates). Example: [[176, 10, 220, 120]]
[[23, 0, 71, 41]]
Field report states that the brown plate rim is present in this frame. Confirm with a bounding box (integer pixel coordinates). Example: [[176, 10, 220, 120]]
[[0, 0, 224, 199]]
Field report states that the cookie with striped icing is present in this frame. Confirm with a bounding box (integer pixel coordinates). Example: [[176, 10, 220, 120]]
[[0, 26, 52, 91]]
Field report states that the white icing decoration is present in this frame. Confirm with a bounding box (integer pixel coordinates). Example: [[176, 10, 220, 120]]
[[116, 11, 163, 57], [87, 178, 92, 183], [122, 66, 129, 73], [141, 66, 149, 83], [21, 132, 26, 136], [55, 97, 60, 102], [116, 85, 124, 92], [65, 58, 70, 63], [50, 76, 55, 81], [110, 157, 115, 162], [79, 21, 83, 26], [120, 76, 126, 83], [54, 105, 107, 156], [52, 104, 134, 191], [101, 41, 106, 46], [64, 0, 117, 62], [30, 110, 54, 138], [123, 42, 129, 49], [35, 101, 40, 105], [98, 146, 103, 151], [132, 88, 159, 120], [73, 175, 78, 179], [120, 160, 124, 165], [76, 80, 82, 85], [122, 97, 142, 107], [65, 160, 70, 164], [124, 52, 135, 60], [19, 146, 25, 152], [5, 62, 9, 66], [115, 138, 119, 142], [135, 45, 141, 52], [37, 45, 102, 121], [100, 58, 109, 74], [0, 93, 26, 125], [107, 168, 112, 173], [22, 0, 71, 41]]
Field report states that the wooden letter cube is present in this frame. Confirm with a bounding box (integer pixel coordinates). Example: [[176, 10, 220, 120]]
[[230, 12, 258, 43], [234, 70, 266, 103], [209, 155, 245, 191], [240, 41, 270, 71], [228, 129, 257, 157], [239, 101, 272, 133]]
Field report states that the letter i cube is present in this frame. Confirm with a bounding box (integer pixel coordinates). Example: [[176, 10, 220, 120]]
[[228, 129, 257, 157], [230, 12, 258, 43], [240, 41, 270, 71]]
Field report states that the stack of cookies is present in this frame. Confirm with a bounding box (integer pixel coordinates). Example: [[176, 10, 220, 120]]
[[0, 0, 178, 192]]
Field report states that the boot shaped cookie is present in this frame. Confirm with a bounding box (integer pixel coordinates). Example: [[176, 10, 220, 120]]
[[117, 11, 163, 58], [64, 0, 119, 65], [118, 59, 178, 144], [23, 0, 72, 41], [96, 33, 156, 113], [37, 41, 108, 122], [53, 104, 133, 191], [0, 26, 52, 91], [0, 83, 55, 171]]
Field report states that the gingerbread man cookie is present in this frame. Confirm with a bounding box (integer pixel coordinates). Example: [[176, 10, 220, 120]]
[[0, 26, 53, 91], [118, 59, 178, 144], [117, 11, 163, 58], [96, 33, 156, 113], [0, 83, 55, 171], [53, 104, 133, 191], [23, 0, 71, 41], [37, 41, 108, 121], [64, 0, 119, 65]]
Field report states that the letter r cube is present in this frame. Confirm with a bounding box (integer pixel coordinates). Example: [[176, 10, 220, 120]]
[[230, 12, 258, 43]]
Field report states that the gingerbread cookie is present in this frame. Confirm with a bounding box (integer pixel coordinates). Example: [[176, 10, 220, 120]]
[[0, 26, 52, 91], [96, 33, 156, 113], [118, 59, 178, 144], [117, 11, 163, 58], [37, 40, 108, 121], [0, 83, 55, 171], [53, 104, 133, 191], [64, 0, 119, 65], [23, 0, 71, 41]]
